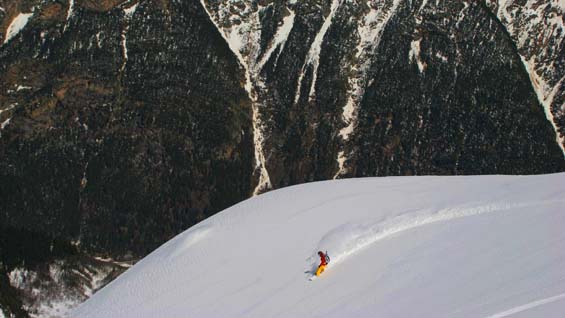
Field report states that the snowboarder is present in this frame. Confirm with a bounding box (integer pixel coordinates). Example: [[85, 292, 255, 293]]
[[315, 251, 330, 276]]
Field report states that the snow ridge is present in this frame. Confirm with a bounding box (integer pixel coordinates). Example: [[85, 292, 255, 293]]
[[3, 12, 33, 45], [335, 0, 402, 178], [315, 199, 564, 267]]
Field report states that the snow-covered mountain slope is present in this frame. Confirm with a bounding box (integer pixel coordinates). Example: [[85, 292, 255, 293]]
[[74, 173, 565, 318]]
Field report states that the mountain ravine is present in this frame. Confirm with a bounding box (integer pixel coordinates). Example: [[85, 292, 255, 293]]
[[1, 0, 564, 316]]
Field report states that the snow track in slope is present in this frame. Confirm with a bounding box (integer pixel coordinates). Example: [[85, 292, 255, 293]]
[[485, 293, 565, 318], [314, 199, 564, 267]]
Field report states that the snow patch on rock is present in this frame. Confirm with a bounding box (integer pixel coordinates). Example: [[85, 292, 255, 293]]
[[9, 259, 127, 318], [16, 85, 32, 91], [295, 0, 343, 104], [124, 3, 138, 19], [119, 4, 138, 74], [200, 0, 278, 195], [490, 0, 565, 157], [520, 57, 565, 157], [1, 117, 11, 130], [256, 8, 295, 73], [3, 12, 33, 44], [0, 103, 17, 116], [409, 38, 426, 73], [335, 0, 402, 178], [64, 0, 75, 31]]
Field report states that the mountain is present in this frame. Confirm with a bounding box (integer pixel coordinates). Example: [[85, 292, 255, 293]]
[[74, 173, 565, 318], [1, 0, 564, 316], [486, 0, 565, 150]]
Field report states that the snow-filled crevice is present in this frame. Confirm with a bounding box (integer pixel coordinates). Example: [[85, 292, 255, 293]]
[[294, 0, 343, 105], [409, 38, 425, 73], [3, 12, 33, 45], [334, 0, 402, 178], [0, 103, 17, 116], [64, 0, 75, 32], [199, 0, 272, 195], [120, 3, 139, 75], [256, 8, 295, 74], [0, 103, 17, 137], [1, 117, 11, 130]]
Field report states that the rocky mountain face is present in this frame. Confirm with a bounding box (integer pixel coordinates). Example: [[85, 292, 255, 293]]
[[0, 0, 563, 316], [486, 0, 565, 151]]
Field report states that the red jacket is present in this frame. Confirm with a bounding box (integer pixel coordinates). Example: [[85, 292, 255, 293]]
[[318, 251, 328, 266]]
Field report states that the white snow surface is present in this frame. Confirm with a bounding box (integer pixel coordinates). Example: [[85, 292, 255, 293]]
[[74, 174, 565, 318], [3, 13, 33, 44]]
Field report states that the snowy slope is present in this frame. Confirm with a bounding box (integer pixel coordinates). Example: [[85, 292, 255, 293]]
[[74, 174, 565, 318]]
